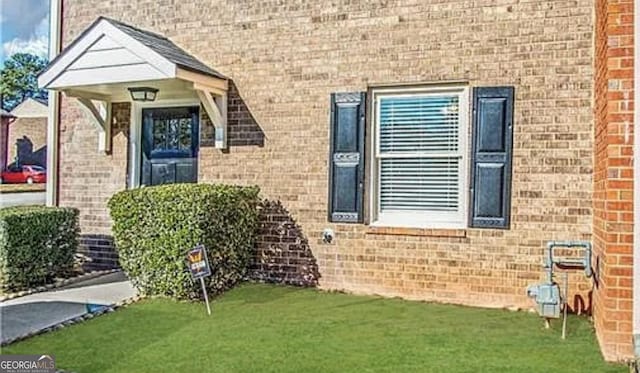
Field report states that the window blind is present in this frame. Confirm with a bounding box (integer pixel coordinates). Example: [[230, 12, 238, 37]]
[[377, 94, 462, 215], [379, 96, 459, 153], [379, 157, 460, 211]]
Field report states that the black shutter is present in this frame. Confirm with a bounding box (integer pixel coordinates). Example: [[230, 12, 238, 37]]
[[469, 87, 514, 228], [328, 92, 366, 223]]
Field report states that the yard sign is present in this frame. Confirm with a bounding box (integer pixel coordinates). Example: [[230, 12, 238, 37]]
[[186, 245, 212, 315]]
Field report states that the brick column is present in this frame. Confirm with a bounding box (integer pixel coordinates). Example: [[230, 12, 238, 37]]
[[593, 0, 635, 361]]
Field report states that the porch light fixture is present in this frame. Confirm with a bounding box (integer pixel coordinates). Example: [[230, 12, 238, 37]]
[[128, 87, 159, 102]]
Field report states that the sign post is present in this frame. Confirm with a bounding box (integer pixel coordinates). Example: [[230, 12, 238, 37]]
[[186, 245, 212, 315], [200, 277, 211, 315]]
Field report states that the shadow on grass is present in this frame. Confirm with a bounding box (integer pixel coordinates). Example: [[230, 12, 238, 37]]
[[331, 297, 385, 309], [230, 283, 310, 305]]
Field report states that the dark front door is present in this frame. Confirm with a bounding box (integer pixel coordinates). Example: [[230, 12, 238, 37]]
[[141, 106, 199, 186]]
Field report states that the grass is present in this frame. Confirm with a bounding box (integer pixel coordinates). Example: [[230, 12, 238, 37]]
[[2, 284, 626, 372], [0, 183, 45, 193]]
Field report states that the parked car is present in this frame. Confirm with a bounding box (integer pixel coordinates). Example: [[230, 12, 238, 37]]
[[0, 165, 47, 184]]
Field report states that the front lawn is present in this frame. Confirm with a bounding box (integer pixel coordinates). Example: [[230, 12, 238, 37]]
[[2, 284, 625, 372]]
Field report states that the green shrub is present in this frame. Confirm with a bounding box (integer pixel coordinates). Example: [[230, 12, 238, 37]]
[[108, 183, 260, 299], [0, 206, 79, 291]]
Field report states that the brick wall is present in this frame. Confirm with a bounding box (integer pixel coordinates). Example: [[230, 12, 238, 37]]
[[78, 234, 119, 270], [593, 0, 635, 361], [58, 101, 130, 268], [250, 200, 320, 286], [61, 0, 597, 342], [7, 117, 47, 167]]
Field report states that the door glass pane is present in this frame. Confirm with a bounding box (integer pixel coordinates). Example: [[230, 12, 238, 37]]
[[179, 118, 191, 150], [153, 119, 167, 149]]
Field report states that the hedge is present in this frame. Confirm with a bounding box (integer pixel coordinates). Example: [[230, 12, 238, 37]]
[[108, 183, 260, 299], [0, 206, 79, 291]]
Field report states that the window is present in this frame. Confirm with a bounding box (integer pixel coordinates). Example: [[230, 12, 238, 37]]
[[371, 86, 469, 228]]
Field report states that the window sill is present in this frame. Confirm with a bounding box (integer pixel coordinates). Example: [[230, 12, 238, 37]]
[[366, 225, 467, 238]]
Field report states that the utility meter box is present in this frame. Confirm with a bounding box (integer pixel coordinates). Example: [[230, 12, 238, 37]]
[[526, 283, 561, 319]]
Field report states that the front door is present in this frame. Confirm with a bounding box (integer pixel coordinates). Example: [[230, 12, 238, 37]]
[[141, 106, 199, 186]]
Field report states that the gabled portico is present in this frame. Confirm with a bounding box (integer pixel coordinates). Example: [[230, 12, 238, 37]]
[[38, 16, 228, 153]]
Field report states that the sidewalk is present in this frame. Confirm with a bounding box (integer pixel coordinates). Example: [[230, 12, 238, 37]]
[[1, 272, 136, 344]]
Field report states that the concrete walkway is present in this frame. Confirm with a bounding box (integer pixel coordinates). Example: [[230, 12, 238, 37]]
[[1, 272, 136, 344]]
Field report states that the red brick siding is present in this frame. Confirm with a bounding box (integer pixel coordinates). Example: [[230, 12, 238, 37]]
[[593, 0, 635, 361]]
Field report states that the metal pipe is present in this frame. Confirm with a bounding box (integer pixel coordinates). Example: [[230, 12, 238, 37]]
[[584, 242, 593, 278], [544, 241, 592, 281], [545, 241, 554, 283], [562, 272, 568, 339]]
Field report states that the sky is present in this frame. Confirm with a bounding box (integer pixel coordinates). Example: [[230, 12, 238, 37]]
[[0, 0, 50, 65]]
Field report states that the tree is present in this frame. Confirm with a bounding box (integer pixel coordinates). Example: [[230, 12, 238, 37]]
[[0, 53, 48, 111]]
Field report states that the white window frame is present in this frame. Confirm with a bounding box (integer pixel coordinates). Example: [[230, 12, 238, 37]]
[[128, 98, 201, 188], [369, 85, 470, 229]]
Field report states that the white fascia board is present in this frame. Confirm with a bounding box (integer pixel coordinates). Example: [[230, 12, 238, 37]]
[[39, 21, 109, 88]]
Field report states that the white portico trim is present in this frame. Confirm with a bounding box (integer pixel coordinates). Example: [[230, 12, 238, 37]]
[[45, 0, 62, 206]]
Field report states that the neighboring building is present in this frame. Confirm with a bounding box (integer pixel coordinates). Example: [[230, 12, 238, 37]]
[[0, 109, 15, 172], [39, 0, 637, 362], [7, 98, 48, 168]]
